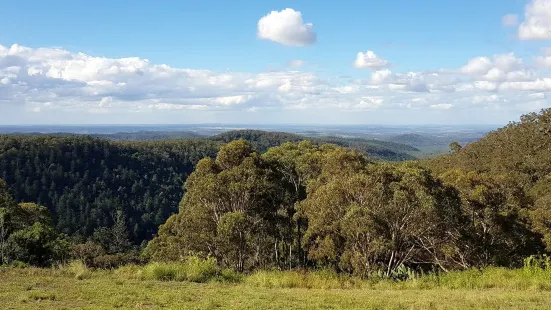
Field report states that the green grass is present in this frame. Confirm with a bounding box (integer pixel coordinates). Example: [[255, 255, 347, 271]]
[[2, 266, 551, 309]]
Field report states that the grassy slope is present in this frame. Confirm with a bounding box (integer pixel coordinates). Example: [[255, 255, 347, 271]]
[[2, 268, 551, 309]]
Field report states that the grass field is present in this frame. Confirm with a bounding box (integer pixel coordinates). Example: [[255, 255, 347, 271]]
[[2, 266, 551, 309]]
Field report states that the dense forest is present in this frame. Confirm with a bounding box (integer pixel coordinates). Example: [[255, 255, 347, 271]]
[[1, 109, 551, 277], [0, 136, 219, 244], [0, 131, 417, 267]]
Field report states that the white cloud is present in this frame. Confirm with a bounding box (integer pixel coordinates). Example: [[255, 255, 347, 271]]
[[519, 0, 551, 40], [502, 14, 519, 27], [371, 69, 393, 84], [461, 57, 493, 75], [460, 53, 532, 83], [354, 51, 390, 69], [214, 95, 253, 105], [99, 96, 113, 108], [288, 60, 305, 68], [1, 44, 551, 124], [534, 48, 551, 68], [499, 78, 551, 91], [472, 94, 500, 104], [356, 97, 383, 109], [257, 9, 316, 47], [430, 103, 453, 110], [474, 81, 498, 91]]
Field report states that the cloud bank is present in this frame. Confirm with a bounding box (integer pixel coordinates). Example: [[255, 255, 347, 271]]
[[1, 43, 550, 125]]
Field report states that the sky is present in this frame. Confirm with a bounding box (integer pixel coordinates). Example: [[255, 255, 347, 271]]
[[1, 0, 551, 125]]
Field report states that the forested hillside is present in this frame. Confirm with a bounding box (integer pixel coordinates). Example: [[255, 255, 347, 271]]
[[422, 108, 551, 252], [92, 131, 202, 141], [0, 135, 219, 245], [210, 130, 418, 160], [0, 131, 415, 248]]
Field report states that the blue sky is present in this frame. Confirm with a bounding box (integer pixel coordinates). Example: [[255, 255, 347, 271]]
[[1, 0, 550, 125]]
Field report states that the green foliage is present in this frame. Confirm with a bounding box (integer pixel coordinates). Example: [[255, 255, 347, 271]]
[[66, 260, 92, 280], [302, 161, 463, 277], [0, 135, 219, 245], [7, 260, 29, 268], [139, 256, 221, 283], [448, 141, 462, 153], [438, 170, 538, 267], [211, 129, 418, 161], [147, 140, 288, 270], [0, 186, 66, 266], [5, 108, 551, 275], [7, 222, 59, 266]]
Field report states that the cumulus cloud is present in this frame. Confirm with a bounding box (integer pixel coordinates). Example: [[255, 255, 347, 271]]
[[534, 48, 551, 68], [257, 9, 316, 47], [502, 14, 519, 27], [460, 53, 531, 82], [461, 57, 493, 75], [354, 51, 390, 70], [519, 0, 551, 40], [1, 44, 551, 124]]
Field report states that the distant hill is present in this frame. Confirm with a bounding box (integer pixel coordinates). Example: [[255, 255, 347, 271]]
[[3, 129, 419, 162], [386, 133, 484, 157], [210, 130, 419, 161], [91, 131, 203, 141], [8, 131, 203, 141], [388, 133, 440, 148]]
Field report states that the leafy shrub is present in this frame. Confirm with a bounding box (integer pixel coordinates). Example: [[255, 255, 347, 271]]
[[140, 262, 187, 281], [114, 264, 142, 280], [66, 260, 92, 280], [139, 256, 220, 282], [9, 261, 30, 268], [219, 268, 243, 283], [185, 256, 220, 282], [523, 255, 551, 272]]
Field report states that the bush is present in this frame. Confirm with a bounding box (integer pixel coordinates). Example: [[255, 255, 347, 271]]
[[185, 256, 220, 282], [139, 256, 222, 283], [9, 261, 30, 268], [140, 262, 187, 281], [66, 260, 92, 280], [219, 268, 243, 283], [114, 264, 142, 280]]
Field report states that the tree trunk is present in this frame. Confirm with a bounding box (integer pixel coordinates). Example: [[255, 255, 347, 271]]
[[289, 243, 292, 270]]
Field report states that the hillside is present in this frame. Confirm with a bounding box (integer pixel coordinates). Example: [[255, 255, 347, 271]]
[[92, 131, 203, 141], [388, 133, 440, 148], [423, 108, 551, 187], [210, 130, 419, 161], [0, 135, 219, 244], [0, 130, 416, 246]]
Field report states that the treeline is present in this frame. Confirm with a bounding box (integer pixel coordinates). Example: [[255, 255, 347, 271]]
[[145, 137, 542, 276], [145, 108, 551, 276], [0, 131, 415, 261]]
